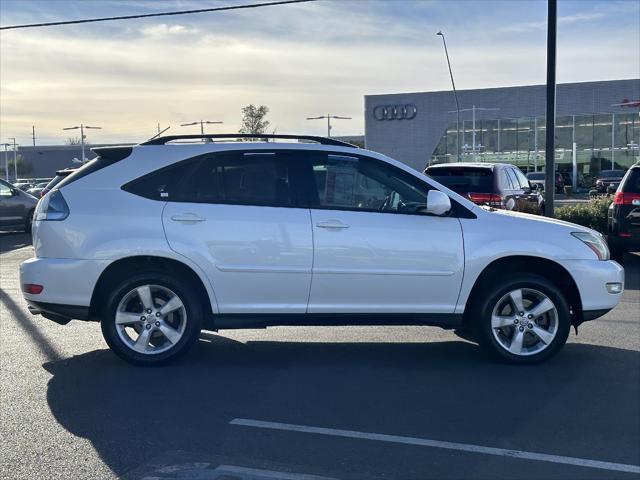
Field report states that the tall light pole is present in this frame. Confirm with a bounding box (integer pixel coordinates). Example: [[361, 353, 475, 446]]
[[1, 143, 9, 181], [437, 31, 461, 163], [306, 114, 352, 138], [544, 0, 557, 218], [8, 137, 18, 180], [180, 120, 223, 135], [63, 124, 102, 162]]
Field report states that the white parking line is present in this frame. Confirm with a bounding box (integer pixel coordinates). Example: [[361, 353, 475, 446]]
[[230, 418, 640, 475]]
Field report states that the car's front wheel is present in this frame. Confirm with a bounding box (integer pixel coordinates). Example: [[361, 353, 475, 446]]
[[101, 272, 203, 365], [476, 274, 571, 363]]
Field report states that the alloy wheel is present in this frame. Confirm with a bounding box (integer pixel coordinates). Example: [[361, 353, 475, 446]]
[[490, 288, 559, 356], [115, 284, 187, 355]]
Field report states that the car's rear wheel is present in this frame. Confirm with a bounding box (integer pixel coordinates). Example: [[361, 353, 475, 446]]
[[101, 272, 203, 365], [475, 274, 571, 363]]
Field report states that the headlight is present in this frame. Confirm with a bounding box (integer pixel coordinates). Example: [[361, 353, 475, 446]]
[[571, 231, 609, 261]]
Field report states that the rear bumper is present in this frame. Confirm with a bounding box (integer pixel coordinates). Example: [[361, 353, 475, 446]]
[[27, 301, 90, 324], [20, 256, 108, 307]]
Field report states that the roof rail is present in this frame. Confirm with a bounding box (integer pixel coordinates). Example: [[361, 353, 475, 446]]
[[139, 133, 358, 148]]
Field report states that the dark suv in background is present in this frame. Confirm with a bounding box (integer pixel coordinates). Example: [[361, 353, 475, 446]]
[[596, 169, 626, 193], [425, 163, 543, 214], [526, 171, 564, 193], [608, 163, 640, 260]]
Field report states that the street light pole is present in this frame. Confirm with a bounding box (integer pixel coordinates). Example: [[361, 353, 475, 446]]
[[63, 124, 102, 162], [306, 114, 352, 138], [1, 143, 9, 181], [437, 31, 461, 162], [8, 137, 17, 180], [180, 120, 224, 136], [544, 0, 557, 218]]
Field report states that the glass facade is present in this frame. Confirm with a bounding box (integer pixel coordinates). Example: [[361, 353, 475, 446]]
[[431, 112, 640, 186]]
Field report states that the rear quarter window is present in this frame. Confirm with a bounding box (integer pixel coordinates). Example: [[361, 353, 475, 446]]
[[621, 169, 640, 194]]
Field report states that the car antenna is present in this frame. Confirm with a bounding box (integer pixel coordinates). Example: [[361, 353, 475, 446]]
[[146, 126, 171, 142]]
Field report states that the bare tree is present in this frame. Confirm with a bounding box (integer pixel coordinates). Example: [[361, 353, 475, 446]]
[[65, 136, 81, 145], [239, 104, 271, 136]]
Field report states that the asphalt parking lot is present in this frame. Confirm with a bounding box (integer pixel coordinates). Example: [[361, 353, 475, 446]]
[[1, 231, 639, 480]]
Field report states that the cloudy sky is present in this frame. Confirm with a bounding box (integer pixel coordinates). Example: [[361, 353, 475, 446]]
[[1, 0, 638, 146]]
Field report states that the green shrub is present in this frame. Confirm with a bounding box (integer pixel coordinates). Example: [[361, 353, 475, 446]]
[[554, 196, 612, 234]]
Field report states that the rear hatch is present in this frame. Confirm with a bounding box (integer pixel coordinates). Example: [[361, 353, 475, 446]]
[[613, 167, 640, 238], [426, 165, 498, 205]]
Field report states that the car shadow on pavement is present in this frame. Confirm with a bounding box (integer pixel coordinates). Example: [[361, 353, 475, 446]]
[[42, 336, 640, 478], [0, 231, 32, 253]]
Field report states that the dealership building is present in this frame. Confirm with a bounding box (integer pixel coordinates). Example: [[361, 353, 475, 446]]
[[364, 79, 640, 182]]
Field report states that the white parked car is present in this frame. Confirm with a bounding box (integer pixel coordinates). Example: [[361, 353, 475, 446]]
[[20, 134, 624, 365]]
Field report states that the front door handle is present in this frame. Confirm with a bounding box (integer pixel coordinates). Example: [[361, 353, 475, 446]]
[[316, 220, 350, 229], [171, 213, 206, 224]]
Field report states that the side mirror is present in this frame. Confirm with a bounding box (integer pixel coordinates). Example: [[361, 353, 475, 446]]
[[425, 190, 451, 216], [11, 188, 19, 196]]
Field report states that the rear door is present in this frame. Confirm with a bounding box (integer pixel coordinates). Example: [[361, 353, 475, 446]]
[[303, 152, 464, 314], [161, 150, 313, 314]]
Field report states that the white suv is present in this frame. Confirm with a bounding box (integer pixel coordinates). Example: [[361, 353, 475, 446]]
[[20, 134, 624, 365]]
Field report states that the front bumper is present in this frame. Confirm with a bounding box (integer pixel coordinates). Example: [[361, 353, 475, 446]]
[[560, 259, 624, 315]]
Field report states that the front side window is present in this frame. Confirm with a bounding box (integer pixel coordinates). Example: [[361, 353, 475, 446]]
[[307, 153, 430, 213], [0, 180, 13, 196], [513, 168, 530, 189]]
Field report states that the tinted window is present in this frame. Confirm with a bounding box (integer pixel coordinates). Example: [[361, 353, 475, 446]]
[[122, 160, 198, 201], [498, 169, 513, 190], [601, 170, 626, 178], [513, 168, 530, 189], [527, 172, 544, 180], [427, 167, 493, 194], [505, 169, 520, 190], [0, 179, 12, 196], [308, 154, 429, 213], [621, 168, 640, 194], [182, 151, 295, 206]]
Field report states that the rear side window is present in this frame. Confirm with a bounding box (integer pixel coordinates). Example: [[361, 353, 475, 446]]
[[123, 150, 302, 207], [505, 169, 520, 190], [426, 167, 494, 193], [621, 168, 640, 194], [513, 168, 530, 189], [180, 151, 296, 207]]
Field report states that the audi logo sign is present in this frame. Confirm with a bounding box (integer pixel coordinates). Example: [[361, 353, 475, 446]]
[[373, 104, 418, 121]]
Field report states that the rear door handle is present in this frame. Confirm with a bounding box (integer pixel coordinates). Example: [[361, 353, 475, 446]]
[[171, 213, 206, 224], [316, 220, 350, 229]]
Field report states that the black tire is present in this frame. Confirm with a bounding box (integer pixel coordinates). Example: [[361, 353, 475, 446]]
[[24, 209, 34, 233], [474, 274, 571, 364], [101, 271, 203, 366]]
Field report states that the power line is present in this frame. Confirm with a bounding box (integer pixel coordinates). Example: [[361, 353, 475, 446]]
[[0, 0, 316, 31]]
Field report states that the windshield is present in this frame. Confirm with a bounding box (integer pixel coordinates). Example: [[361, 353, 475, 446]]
[[426, 167, 494, 193]]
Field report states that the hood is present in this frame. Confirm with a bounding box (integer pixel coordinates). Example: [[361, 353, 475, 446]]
[[484, 207, 596, 234]]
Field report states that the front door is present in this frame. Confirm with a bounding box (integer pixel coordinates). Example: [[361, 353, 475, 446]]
[[302, 153, 465, 314], [162, 150, 313, 314], [0, 180, 23, 227]]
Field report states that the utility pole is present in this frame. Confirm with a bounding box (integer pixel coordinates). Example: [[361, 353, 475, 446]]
[[437, 31, 461, 162], [544, 0, 557, 217], [63, 124, 102, 162], [8, 137, 17, 180], [306, 114, 352, 137], [32, 126, 36, 146], [1, 143, 9, 181], [180, 120, 223, 135]]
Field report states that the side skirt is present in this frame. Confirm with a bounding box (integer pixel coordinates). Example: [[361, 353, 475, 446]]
[[210, 313, 464, 331]]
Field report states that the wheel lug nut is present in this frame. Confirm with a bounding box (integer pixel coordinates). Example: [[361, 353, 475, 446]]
[[155, 321, 160, 327], [519, 326, 525, 332], [155, 312, 161, 317], [519, 312, 524, 316], [528, 314, 533, 319], [146, 309, 152, 314], [514, 319, 519, 324], [528, 323, 533, 329], [140, 316, 146, 321], [145, 324, 152, 329]]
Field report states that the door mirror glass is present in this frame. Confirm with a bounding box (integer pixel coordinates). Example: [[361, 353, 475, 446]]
[[425, 190, 451, 216]]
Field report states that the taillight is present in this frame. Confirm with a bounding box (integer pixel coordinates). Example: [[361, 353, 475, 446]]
[[613, 192, 640, 205], [468, 192, 503, 207], [34, 189, 69, 221], [23, 284, 44, 294]]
